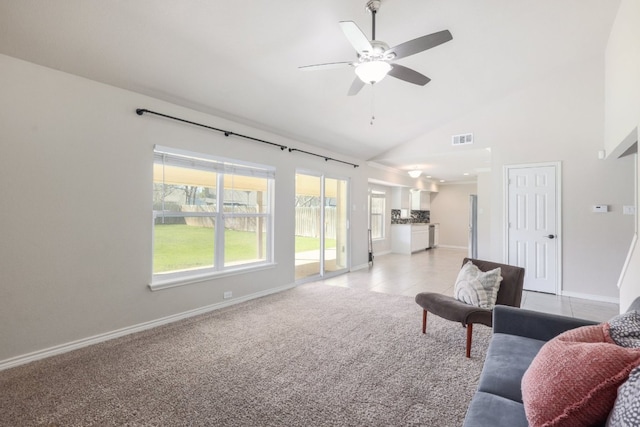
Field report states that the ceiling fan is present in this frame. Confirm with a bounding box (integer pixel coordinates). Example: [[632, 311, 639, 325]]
[[299, 0, 453, 96]]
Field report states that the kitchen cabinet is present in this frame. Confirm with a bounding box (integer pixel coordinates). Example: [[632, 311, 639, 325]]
[[392, 187, 411, 210], [391, 224, 430, 254], [411, 190, 431, 211], [411, 224, 430, 252]]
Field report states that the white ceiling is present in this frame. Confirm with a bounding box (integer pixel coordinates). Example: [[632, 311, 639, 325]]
[[0, 0, 620, 181]]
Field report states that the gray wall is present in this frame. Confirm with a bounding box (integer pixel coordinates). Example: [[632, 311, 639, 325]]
[[0, 54, 371, 364], [605, 0, 640, 311], [370, 49, 635, 301], [430, 183, 477, 248], [3, 3, 639, 364]]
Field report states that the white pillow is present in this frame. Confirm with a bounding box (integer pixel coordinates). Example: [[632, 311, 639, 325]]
[[454, 261, 502, 309]]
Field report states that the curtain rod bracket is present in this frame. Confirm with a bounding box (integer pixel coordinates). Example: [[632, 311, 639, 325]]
[[287, 148, 359, 168]]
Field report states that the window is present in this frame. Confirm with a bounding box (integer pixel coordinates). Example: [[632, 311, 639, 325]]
[[369, 190, 385, 239], [152, 145, 274, 288]]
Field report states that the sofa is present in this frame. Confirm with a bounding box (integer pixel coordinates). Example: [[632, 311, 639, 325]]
[[463, 297, 640, 427]]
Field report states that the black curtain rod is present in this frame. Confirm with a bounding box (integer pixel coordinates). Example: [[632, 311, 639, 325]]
[[136, 108, 359, 168], [136, 108, 287, 151], [288, 148, 359, 168]]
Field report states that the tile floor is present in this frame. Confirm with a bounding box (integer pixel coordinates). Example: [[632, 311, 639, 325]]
[[319, 247, 620, 323]]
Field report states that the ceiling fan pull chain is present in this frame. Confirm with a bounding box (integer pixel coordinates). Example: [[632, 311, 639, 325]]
[[370, 85, 376, 125]]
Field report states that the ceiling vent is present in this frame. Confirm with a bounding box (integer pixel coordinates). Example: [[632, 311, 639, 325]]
[[452, 133, 473, 146]]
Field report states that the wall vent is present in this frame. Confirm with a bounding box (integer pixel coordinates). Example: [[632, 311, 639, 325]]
[[452, 133, 473, 146]]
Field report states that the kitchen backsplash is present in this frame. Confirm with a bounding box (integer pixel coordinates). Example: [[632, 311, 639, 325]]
[[391, 209, 430, 224]]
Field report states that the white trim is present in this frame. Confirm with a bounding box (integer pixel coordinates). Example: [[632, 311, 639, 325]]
[[617, 232, 638, 289], [150, 263, 278, 291], [617, 154, 638, 289], [0, 283, 297, 372], [351, 262, 372, 271], [373, 249, 393, 257], [560, 290, 620, 305], [503, 162, 562, 295], [437, 244, 467, 250]]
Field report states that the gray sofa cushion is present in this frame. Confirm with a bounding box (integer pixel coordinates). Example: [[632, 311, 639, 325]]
[[463, 392, 529, 427], [477, 333, 546, 403], [464, 298, 640, 427]]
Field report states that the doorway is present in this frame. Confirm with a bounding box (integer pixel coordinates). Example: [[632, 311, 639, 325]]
[[295, 172, 349, 281], [505, 163, 561, 294]]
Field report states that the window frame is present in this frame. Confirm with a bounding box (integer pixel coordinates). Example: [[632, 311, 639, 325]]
[[151, 145, 275, 290], [369, 190, 386, 240]]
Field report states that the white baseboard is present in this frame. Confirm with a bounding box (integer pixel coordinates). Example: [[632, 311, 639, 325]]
[[560, 290, 620, 305], [0, 283, 297, 372], [373, 250, 392, 256], [436, 245, 467, 250], [351, 263, 370, 271], [351, 251, 392, 272]]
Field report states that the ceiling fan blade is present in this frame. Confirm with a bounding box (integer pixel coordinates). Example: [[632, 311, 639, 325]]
[[388, 64, 431, 86], [347, 77, 365, 96], [299, 61, 353, 71], [339, 21, 373, 55], [385, 30, 452, 60]]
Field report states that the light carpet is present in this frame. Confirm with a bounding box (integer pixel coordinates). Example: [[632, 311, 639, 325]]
[[0, 283, 491, 426]]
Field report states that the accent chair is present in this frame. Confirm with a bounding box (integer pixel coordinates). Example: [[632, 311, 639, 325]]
[[415, 257, 525, 358]]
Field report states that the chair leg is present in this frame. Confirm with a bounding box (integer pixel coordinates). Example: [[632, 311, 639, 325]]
[[466, 323, 473, 358], [422, 310, 427, 334]]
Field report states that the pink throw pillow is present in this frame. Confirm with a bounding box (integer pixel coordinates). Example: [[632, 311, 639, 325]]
[[521, 324, 640, 427]]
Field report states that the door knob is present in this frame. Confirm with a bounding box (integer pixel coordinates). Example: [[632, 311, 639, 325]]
[[545, 234, 556, 239]]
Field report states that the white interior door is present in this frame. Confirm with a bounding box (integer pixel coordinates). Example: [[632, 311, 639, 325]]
[[506, 164, 560, 294]]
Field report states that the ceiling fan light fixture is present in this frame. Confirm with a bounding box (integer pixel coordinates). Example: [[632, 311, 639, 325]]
[[355, 60, 391, 84], [408, 169, 422, 178]]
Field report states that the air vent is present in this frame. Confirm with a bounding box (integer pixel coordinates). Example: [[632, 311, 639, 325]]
[[452, 133, 473, 146]]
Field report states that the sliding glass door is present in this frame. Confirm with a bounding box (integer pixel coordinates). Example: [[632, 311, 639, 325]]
[[323, 177, 348, 274], [295, 172, 349, 281]]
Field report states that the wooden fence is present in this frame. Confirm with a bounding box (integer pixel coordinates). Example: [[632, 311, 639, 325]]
[[295, 207, 336, 239], [177, 205, 336, 239]]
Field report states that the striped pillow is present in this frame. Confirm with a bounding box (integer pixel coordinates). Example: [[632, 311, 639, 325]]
[[453, 261, 502, 309]]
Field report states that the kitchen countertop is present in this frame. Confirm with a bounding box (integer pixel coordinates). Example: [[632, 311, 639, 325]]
[[391, 222, 438, 225]]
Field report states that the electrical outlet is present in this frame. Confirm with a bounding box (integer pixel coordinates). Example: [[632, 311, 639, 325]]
[[223, 291, 232, 299], [623, 205, 636, 215]]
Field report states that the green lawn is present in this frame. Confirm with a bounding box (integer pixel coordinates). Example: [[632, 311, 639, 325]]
[[154, 224, 335, 273]]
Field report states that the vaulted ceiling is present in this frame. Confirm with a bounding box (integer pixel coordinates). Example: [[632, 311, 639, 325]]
[[0, 0, 620, 181]]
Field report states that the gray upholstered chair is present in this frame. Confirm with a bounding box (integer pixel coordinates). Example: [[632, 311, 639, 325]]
[[415, 258, 525, 358]]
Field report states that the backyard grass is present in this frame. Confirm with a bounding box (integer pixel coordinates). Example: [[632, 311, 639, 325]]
[[154, 224, 335, 273]]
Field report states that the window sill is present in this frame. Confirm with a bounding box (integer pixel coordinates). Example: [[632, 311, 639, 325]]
[[149, 262, 277, 291]]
